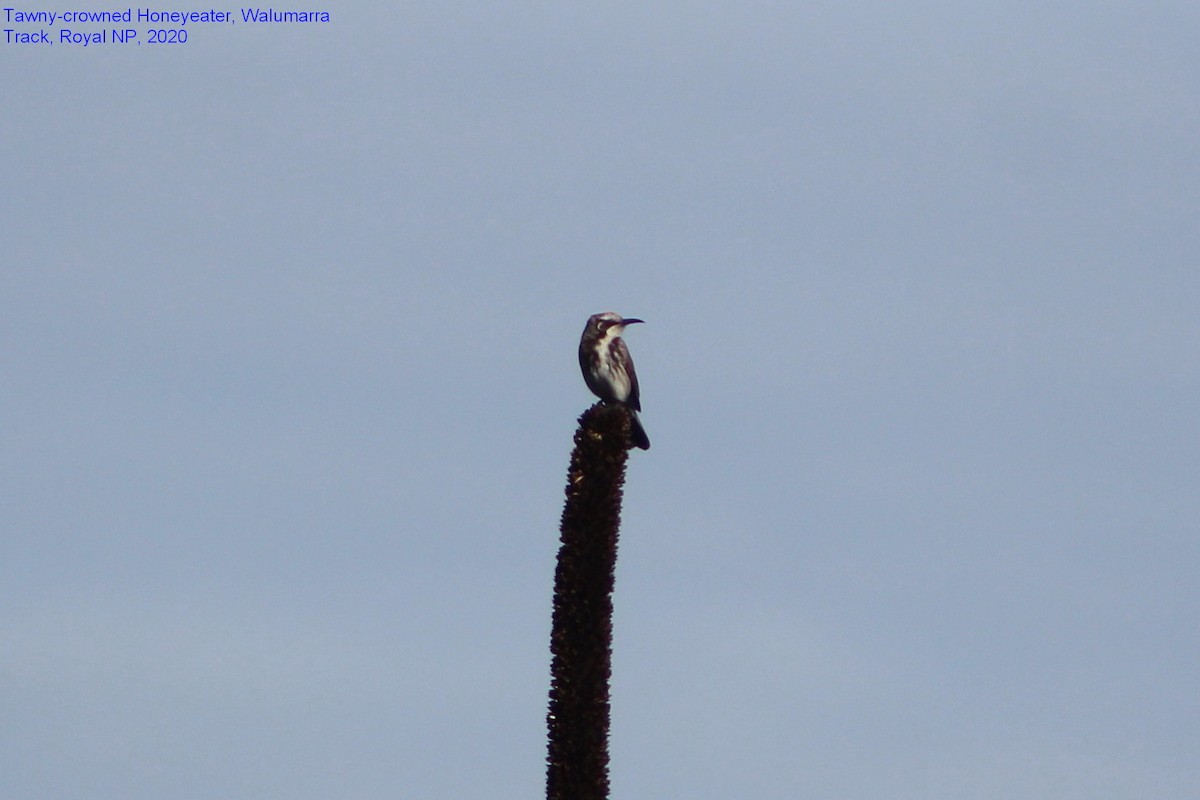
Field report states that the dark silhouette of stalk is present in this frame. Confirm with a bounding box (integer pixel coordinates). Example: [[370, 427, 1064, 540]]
[[546, 403, 636, 800]]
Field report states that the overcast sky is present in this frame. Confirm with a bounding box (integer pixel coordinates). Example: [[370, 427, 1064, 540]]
[[3, 3, 1198, 798]]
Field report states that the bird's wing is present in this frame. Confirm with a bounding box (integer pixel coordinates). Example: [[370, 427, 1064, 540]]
[[618, 339, 642, 411]]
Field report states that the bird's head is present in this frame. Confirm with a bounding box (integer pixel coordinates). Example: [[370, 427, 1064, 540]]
[[586, 312, 644, 340]]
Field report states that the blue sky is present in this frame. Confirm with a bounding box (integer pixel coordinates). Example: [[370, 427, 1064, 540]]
[[3, 3, 1198, 798]]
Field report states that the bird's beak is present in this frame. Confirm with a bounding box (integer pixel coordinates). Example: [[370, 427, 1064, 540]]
[[621, 318, 644, 326]]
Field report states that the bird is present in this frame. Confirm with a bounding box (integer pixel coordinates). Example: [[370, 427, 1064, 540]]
[[578, 312, 650, 450]]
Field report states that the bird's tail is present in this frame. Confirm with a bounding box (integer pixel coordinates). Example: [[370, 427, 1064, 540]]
[[628, 409, 651, 450]]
